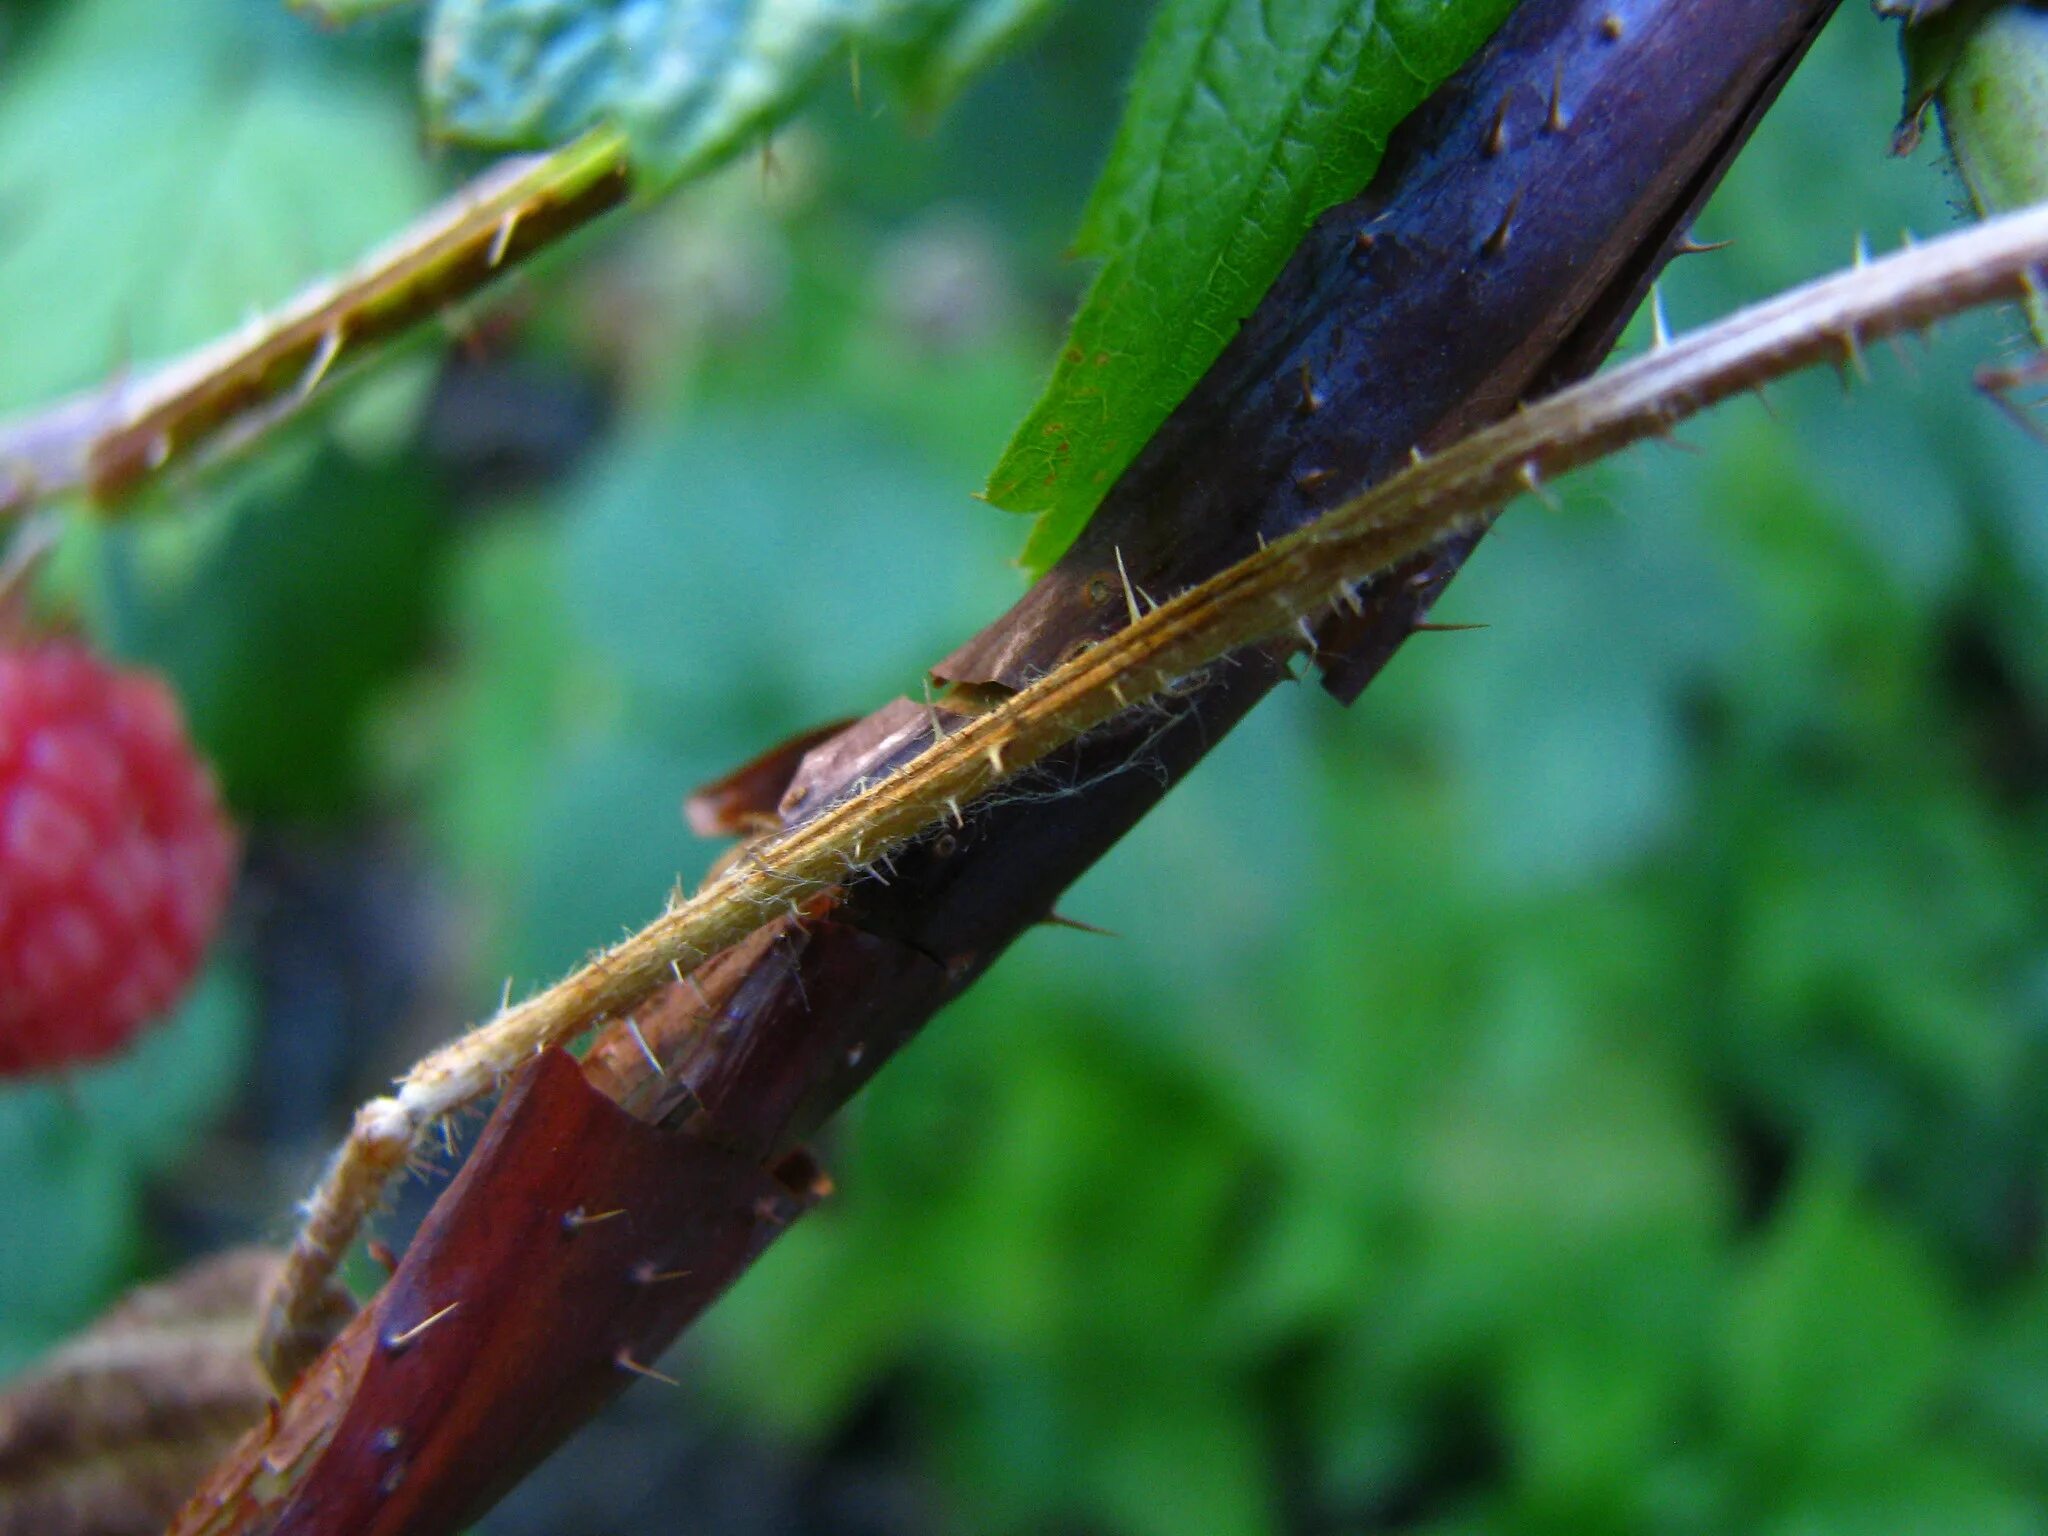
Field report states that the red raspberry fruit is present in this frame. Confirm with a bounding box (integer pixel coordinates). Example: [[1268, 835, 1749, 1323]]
[[0, 641, 236, 1077]]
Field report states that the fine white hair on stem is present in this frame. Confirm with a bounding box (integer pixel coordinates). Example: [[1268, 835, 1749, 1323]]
[[258, 201, 2048, 1389]]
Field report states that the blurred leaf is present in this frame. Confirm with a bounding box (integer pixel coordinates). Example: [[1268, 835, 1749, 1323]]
[[0, 0, 430, 412], [1760, 1452, 2038, 1536], [1722, 1166, 1956, 1476], [89, 448, 445, 820], [557, 408, 1015, 730], [985, 0, 1516, 567], [1083, 1371, 1271, 1536], [0, 962, 250, 1380], [290, 0, 415, 20], [423, 514, 588, 889], [0, 1121, 139, 1381], [66, 963, 253, 1176], [424, 0, 1065, 178], [1423, 480, 1739, 889]]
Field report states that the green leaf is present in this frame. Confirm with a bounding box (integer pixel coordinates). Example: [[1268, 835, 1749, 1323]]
[[423, 0, 1065, 178], [985, 0, 1517, 568]]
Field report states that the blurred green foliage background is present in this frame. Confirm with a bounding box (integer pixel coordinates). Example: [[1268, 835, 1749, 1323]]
[[5, 3, 2048, 1533]]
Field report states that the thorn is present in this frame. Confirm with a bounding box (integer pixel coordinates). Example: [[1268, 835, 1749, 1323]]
[[499, 976, 514, 1014], [1517, 458, 1560, 510], [1409, 444, 1428, 467], [1114, 545, 1144, 628], [486, 209, 520, 269], [296, 326, 344, 400], [1648, 285, 1672, 351], [382, 1301, 461, 1353], [624, 1016, 663, 1078], [1853, 231, 1871, 268], [1297, 361, 1324, 415], [1040, 910, 1120, 938], [1335, 580, 1366, 615], [1835, 326, 1869, 386], [1673, 231, 1731, 256], [614, 1348, 679, 1387], [1296, 615, 1322, 653], [1545, 62, 1569, 133], [631, 1260, 692, 1286], [1481, 191, 1522, 257], [1976, 356, 2048, 446], [1413, 621, 1488, 633], [562, 1206, 626, 1233], [986, 743, 1009, 776], [1752, 380, 1779, 421], [1295, 466, 1335, 494], [1484, 89, 1513, 156]]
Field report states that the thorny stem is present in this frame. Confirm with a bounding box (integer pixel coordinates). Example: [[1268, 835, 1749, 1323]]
[[0, 128, 630, 517], [260, 200, 2048, 1384]]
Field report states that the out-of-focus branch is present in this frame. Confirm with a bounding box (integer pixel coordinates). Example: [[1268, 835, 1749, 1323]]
[[0, 128, 629, 518]]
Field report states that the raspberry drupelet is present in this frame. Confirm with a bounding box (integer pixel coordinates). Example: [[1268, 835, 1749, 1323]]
[[0, 641, 237, 1076]]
